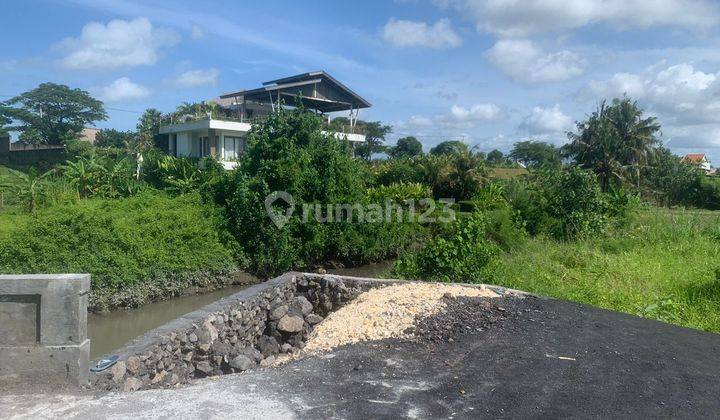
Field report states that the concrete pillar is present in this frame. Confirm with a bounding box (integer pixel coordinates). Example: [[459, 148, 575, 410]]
[[0, 274, 91, 387]]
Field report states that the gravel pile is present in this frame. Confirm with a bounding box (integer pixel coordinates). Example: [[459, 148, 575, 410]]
[[303, 283, 500, 353]]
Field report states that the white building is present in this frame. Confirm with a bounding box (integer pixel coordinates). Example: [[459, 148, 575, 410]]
[[159, 71, 370, 169]]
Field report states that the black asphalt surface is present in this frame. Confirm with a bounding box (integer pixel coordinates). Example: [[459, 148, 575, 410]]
[[260, 295, 720, 418]]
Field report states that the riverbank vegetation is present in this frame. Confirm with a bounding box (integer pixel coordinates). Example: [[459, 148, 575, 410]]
[[2, 84, 720, 331]]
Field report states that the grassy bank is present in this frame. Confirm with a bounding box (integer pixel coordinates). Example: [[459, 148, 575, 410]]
[[0, 192, 241, 311], [492, 208, 720, 333]]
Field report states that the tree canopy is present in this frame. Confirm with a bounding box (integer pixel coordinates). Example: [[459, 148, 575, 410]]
[[135, 108, 164, 152], [3, 83, 107, 145], [389, 136, 423, 158], [355, 121, 392, 161], [95, 128, 136, 149], [486, 149, 506, 166], [429, 140, 469, 156], [565, 97, 660, 191], [509, 141, 561, 168]]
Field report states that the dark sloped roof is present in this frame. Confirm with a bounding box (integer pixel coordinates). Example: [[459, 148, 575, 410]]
[[219, 71, 370, 112]]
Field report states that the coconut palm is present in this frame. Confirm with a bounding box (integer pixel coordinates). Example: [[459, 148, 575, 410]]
[[566, 97, 660, 192]]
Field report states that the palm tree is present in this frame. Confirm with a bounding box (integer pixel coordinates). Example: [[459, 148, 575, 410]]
[[566, 97, 660, 191], [607, 97, 661, 189]]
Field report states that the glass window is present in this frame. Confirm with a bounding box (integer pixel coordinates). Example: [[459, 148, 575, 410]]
[[224, 136, 244, 160]]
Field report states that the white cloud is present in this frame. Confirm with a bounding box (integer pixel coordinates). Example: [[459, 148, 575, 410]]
[[172, 68, 219, 88], [519, 104, 574, 135], [450, 103, 504, 121], [453, 0, 720, 37], [588, 63, 720, 124], [487, 39, 586, 84], [381, 18, 462, 49], [99, 77, 150, 102], [59, 17, 180, 69], [191, 24, 204, 40]]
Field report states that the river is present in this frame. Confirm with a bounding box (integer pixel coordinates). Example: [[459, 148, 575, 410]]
[[88, 262, 393, 358]]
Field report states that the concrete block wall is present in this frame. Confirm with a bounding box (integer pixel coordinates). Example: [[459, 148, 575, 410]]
[[0, 274, 91, 387]]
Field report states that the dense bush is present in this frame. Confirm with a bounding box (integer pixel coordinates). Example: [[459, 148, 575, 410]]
[[0, 192, 240, 310], [506, 167, 618, 240], [393, 211, 500, 282], [373, 153, 486, 201], [142, 150, 225, 195], [213, 108, 421, 276]]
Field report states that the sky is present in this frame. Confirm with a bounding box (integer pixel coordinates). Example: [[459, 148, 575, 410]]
[[4, 0, 720, 161]]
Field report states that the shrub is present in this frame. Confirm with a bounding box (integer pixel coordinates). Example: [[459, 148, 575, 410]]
[[0, 191, 240, 310], [506, 167, 620, 240], [366, 182, 430, 204], [372, 158, 425, 186], [213, 108, 421, 276], [393, 211, 500, 282]]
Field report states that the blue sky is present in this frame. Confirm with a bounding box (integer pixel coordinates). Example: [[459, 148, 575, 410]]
[[4, 0, 720, 161]]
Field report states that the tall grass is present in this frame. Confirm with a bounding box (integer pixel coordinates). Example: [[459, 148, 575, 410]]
[[492, 207, 720, 332]]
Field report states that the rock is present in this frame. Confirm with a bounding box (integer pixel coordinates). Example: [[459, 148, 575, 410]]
[[199, 319, 218, 344], [294, 296, 313, 315], [240, 346, 263, 362], [188, 332, 198, 343], [168, 373, 180, 386], [212, 342, 233, 357], [110, 361, 126, 383], [281, 343, 294, 353], [269, 305, 288, 321], [278, 315, 304, 333], [126, 356, 141, 375], [195, 361, 213, 375], [182, 351, 194, 362], [305, 313, 324, 325], [198, 343, 211, 353], [229, 355, 255, 371], [151, 370, 167, 384], [260, 356, 276, 367], [123, 377, 143, 392], [257, 336, 280, 357]]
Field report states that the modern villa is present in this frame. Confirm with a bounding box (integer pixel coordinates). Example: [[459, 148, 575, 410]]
[[158, 71, 371, 169]]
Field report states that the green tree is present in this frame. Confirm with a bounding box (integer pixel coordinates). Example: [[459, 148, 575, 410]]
[[509, 140, 561, 168], [136, 108, 164, 152], [355, 121, 392, 161], [486, 149, 506, 166], [389, 136, 423, 158], [95, 128, 136, 149], [3, 83, 107, 145], [565, 97, 660, 191], [429, 140, 469, 156]]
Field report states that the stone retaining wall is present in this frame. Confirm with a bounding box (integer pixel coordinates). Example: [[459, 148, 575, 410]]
[[92, 272, 385, 392]]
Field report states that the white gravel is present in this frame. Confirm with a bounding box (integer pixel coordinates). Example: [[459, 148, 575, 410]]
[[303, 282, 500, 353]]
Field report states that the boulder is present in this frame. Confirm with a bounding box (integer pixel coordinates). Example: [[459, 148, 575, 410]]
[[195, 361, 213, 375], [123, 377, 143, 392], [229, 355, 255, 371], [294, 296, 314, 315], [269, 305, 288, 321], [110, 361, 126, 383], [277, 315, 304, 333], [126, 356, 141, 375], [305, 313, 324, 325], [257, 335, 280, 357]]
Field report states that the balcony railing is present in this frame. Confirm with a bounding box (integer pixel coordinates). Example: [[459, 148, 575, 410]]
[[165, 114, 367, 135]]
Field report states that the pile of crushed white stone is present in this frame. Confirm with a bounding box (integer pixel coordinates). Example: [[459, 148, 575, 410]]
[[301, 282, 500, 353]]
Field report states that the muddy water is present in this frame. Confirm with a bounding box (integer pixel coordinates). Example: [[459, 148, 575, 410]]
[[88, 263, 395, 358]]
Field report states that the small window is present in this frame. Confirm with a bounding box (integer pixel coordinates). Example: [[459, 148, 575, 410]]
[[224, 136, 245, 160]]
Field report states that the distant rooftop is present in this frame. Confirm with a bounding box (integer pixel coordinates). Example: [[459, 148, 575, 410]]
[[220, 71, 371, 113]]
